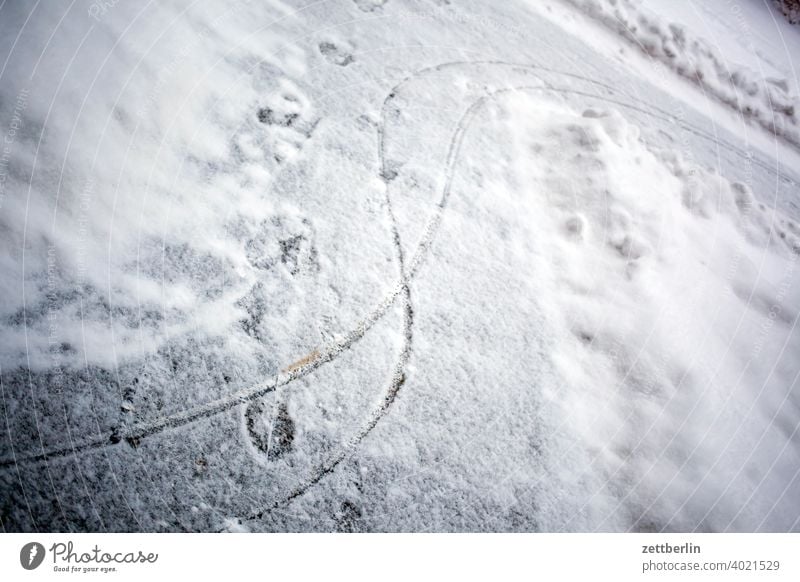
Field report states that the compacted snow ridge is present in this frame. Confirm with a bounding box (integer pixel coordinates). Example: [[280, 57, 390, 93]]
[[0, 0, 799, 532]]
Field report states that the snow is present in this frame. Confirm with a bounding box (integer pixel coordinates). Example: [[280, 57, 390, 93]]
[[638, 0, 800, 91], [563, 0, 800, 148], [1, 0, 799, 532]]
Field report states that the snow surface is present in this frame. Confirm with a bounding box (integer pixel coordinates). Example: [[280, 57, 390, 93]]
[[0, 0, 799, 532], [638, 0, 800, 89]]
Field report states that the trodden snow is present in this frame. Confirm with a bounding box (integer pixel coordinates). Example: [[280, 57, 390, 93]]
[[0, 0, 799, 532]]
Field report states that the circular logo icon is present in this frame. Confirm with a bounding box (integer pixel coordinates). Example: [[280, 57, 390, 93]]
[[20, 542, 46, 570]]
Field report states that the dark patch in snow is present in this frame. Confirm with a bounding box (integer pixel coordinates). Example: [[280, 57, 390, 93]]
[[334, 500, 363, 532], [245, 398, 295, 461]]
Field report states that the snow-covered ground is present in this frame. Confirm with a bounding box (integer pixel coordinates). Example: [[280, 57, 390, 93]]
[[1, 0, 799, 532], [564, 0, 800, 147]]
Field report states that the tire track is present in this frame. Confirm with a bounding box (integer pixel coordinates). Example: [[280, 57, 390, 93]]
[[230, 300, 414, 528], [3, 60, 790, 473]]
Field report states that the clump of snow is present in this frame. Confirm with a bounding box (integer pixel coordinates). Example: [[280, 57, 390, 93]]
[[563, 0, 800, 148]]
